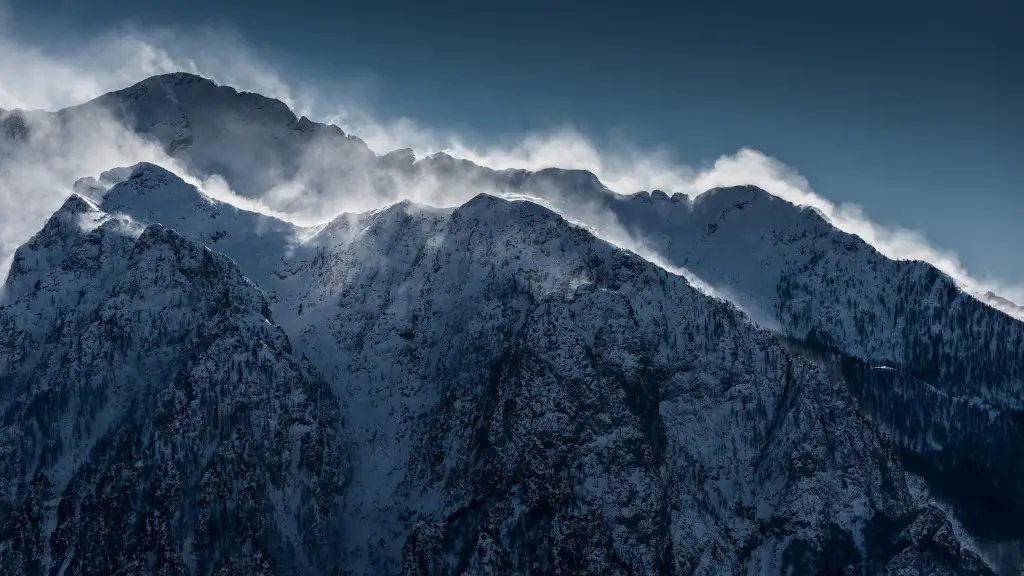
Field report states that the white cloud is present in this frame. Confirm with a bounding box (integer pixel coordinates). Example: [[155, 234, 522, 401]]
[[0, 20, 1021, 316]]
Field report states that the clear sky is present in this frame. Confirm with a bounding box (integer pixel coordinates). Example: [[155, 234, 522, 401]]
[[5, 0, 1023, 288]]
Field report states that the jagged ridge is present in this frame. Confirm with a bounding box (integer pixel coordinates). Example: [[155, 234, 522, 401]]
[[0, 163, 994, 574], [0, 192, 347, 575], [1, 69, 1021, 573]]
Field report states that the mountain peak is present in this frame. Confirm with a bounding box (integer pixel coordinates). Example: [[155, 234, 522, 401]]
[[420, 151, 465, 169], [457, 192, 519, 217], [127, 161, 180, 184], [380, 147, 416, 168], [289, 114, 347, 137], [71, 72, 378, 204], [31, 192, 106, 243], [1, 193, 111, 298], [531, 167, 604, 188], [455, 193, 567, 232], [131, 71, 217, 89], [984, 290, 1023, 311], [622, 189, 686, 205], [695, 184, 773, 206], [54, 193, 100, 218], [100, 163, 220, 225], [102, 71, 290, 119], [101, 162, 200, 203], [650, 189, 671, 201]]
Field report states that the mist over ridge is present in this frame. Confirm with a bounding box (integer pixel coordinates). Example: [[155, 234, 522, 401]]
[[2, 12, 1024, 574]]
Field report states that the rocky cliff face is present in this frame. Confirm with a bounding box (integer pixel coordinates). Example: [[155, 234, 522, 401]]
[[0, 163, 996, 574], [0, 192, 347, 575], [513, 183, 1024, 557], [0, 73, 1019, 574]]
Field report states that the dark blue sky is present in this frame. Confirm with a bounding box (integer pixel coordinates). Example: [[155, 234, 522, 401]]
[[9, 0, 1024, 287]]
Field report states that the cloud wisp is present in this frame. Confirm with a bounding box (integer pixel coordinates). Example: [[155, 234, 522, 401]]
[[0, 20, 1021, 315]]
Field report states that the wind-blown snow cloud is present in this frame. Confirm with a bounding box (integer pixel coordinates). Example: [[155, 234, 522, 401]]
[[0, 24, 310, 275], [0, 24, 295, 113], [0, 20, 1021, 314], [336, 118, 1024, 312]]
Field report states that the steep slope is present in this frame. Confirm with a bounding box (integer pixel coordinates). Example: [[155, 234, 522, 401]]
[[76, 164, 995, 575], [95, 162, 303, 290], [1, 73, 393, 222], [2, 76, 664, 223], [416, 160, 1024, 558], [498, 171, 1024, 558], [558, 185, 1024, 549], [3, 70, 1020, 571], [0, 194, 347, 575], [75, 72, 378, 208]]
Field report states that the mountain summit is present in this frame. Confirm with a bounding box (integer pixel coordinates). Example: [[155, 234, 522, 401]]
[[0, 73, 1020, 575]]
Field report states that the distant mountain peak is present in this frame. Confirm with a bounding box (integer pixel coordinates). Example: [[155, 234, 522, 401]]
[[102, 162, 206, 204], [66, 71, 378, 204], [419, 150, 473, 169], [380, 147, 416, 167], [28, 192, 108, 247], [455, 192, 560, 224], [97, 163, 228, 235], [132, 70, 217, 88], [138, 71, 209, 83], [984, 290, 1023, 311], [289, 114, 347, 137], [127, 160, 181, 184], [649, 189, 671, 201], [532, 166, 603, 183], [695, 184, 774, 206], [98, 70, 294, 121]]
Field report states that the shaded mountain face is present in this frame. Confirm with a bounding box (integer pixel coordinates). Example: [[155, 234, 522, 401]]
[[387, 157, 1024, 560], [0, 192, 347, 575], [0, 73, 1020, 574], [74, 73, 377, 208], [0, 162, 999, 575], [513, 182, 1024, 551], [1, 75, 636, 220]]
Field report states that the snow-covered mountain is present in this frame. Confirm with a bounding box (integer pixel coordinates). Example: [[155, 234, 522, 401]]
[[67, 73, 378, 211], [0, 73, 1021, 574], [495, 179, 1024, 556], [0, 162, 1001, 575], [0, 190, 346, 575]]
